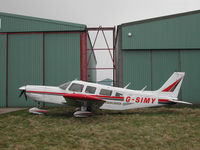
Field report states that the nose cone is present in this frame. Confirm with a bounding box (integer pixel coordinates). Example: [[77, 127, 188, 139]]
[[19, 86, 26, 91]]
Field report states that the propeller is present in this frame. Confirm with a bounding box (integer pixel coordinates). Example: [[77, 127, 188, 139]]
[[19, 86, 27, 100]]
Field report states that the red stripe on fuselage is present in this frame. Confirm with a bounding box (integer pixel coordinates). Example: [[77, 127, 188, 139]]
[[26, 91, 124, 100]]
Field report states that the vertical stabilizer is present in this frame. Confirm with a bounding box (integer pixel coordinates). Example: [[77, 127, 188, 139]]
[[156, 72, 185, 98]]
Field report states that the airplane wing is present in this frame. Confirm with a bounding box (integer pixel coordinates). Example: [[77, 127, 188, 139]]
[[62, 93, 106, 103], [62, 93, 106, 110]]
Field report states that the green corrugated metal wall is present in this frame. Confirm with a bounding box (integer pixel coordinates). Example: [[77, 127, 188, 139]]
[[0, 34, 6, 107], [122, 50, 181, 90], [122, 50, 151, 90], [181, 50, 200, 103], [121, 11, 200, 50], [152, 50, 180, 90], [118, 10, 200, 103], [8, 33, 43, 107], [45, 33, 80, 86]]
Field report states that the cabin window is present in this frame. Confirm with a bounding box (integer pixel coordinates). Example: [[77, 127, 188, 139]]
[[59, 81, 72, 90], [85, 86, 96, 94], [115, 92, 123, 97], [99, 89, 112, 96], [69, 83, 84, 92]]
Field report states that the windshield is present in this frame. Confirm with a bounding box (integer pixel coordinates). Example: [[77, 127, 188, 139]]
[[59, 81, 72, 90]]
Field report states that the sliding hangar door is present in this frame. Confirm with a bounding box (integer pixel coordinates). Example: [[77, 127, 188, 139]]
[[0, 12, 96, 107], [116, 10, 200, 104]]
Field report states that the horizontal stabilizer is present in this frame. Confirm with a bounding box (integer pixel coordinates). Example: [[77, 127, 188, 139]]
[[168, 99, 192, 105]]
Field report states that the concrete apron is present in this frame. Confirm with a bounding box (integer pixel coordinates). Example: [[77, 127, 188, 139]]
[[0, 108, 27, 115]]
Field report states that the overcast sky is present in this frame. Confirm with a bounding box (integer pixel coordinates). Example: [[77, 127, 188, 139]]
[[0, 0, 200, 81], [1, 0, 200, 26]]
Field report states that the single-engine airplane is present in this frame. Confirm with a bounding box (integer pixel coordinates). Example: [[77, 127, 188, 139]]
[[19, 72, 191, 117]]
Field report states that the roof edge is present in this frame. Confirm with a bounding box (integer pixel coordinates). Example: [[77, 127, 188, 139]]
[[119, 9, 200, 27], [0, 12, 86, 29]]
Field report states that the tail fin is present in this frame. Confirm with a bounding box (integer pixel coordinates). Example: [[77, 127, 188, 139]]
[[156, 72, 185, 98]]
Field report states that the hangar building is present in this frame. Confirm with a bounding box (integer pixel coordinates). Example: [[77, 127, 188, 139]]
[[116, 10, 200, 104], [1, 10, 200, 107], [0, 12, 96, 107]]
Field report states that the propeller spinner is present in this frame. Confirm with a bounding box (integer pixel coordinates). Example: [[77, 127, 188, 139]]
[[19, 86, 27, 100]]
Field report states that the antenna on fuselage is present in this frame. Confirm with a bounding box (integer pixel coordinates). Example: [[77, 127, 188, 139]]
[[141, 85, 147, 91], [124, 82, 131, 89]]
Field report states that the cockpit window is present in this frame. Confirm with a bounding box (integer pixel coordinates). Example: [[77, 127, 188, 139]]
[[99, 89, 112, 96], [85, 86, 96, 94], [69, 83, 84, 92], [115, 92, 123, 97], [59, 81, 72, 90]]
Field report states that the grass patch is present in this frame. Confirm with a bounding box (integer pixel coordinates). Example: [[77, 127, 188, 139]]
[[0, 106, 200, 150]]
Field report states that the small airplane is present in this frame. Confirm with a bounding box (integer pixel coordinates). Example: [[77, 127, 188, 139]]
[[19, 72, 192, 117]]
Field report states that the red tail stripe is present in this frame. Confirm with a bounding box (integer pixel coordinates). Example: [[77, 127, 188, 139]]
[[158, 99, 169, 102], [162, 77, 182, 92]]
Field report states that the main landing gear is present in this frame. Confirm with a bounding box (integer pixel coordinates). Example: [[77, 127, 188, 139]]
[[73, 102, 93, 117]]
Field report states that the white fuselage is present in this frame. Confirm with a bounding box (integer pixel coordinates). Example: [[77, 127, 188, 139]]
[[24, 80, 173, 110]]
